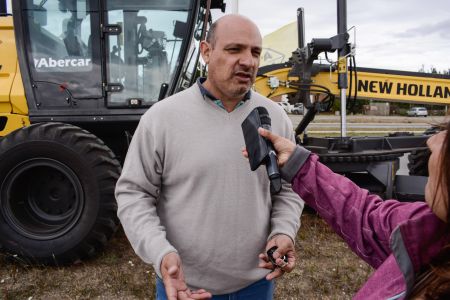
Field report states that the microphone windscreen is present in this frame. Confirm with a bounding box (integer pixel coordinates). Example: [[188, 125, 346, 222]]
[[256, 106, 271, 127]]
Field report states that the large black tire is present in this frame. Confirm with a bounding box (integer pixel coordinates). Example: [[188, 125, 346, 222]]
[[408, 148, 430, 176], [0, 123, 121, 265]]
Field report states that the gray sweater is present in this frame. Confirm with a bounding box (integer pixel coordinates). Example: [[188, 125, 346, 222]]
[[115, 84, 304, 294]]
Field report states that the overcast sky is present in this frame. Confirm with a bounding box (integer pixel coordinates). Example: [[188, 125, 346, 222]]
[[231, 0, 450, 73]]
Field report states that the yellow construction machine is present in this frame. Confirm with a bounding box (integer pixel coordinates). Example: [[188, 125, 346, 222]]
[[0, 0, 225, 265], [1, 0, 449, 265]]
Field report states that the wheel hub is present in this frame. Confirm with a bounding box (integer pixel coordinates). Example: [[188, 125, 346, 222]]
[[1, 158, 84, 240]]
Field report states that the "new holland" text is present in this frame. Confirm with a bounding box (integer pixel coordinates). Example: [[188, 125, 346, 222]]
[[358, 80, 450, 98]]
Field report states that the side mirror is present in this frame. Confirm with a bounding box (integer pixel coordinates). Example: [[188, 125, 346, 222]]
[[200, 0, 226, 12]]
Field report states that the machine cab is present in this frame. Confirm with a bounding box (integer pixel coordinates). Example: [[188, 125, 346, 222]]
[[12, 0, 217, 121]]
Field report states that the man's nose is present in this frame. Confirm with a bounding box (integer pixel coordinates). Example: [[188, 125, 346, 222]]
[[239, 50, 256, 68]]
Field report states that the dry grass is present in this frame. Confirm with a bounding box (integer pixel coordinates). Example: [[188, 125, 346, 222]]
[[0, 211, 372, 300], [279, 211, 373, 300]]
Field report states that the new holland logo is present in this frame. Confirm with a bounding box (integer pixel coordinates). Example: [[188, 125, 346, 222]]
[[34, 57, 92, 69], [358, 80, 450, 99]]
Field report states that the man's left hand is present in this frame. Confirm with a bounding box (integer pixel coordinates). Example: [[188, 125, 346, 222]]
[[258, 234, 296, 280]]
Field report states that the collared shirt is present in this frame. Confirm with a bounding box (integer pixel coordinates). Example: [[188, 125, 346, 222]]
[[196, 77, 251, 111]]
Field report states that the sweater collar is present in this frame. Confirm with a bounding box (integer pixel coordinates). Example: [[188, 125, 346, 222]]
[[196, 77, 251, 103]]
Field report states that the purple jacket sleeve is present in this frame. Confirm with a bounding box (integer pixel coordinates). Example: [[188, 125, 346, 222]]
[[281, 146, 429, 268]]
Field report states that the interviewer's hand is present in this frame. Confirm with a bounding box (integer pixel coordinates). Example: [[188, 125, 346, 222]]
[[161, 252, 212, 300], [242, 128, 296, 167]]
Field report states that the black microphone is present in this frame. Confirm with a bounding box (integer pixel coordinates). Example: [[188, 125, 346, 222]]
[[256, 107, 282, 194]]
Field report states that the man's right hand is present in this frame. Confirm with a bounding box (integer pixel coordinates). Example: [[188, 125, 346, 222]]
[[161, 252, 212, 300]]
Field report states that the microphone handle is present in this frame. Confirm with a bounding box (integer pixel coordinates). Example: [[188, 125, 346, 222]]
[[267, 145, 282, 194], [266, 146, 279, 179], [261, 125, 282, 194]]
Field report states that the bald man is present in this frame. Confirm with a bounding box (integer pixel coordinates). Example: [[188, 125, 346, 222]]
[[116, 15, 304, 300]]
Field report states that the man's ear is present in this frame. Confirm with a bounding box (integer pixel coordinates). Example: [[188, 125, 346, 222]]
[[200, 40, 211, 64]]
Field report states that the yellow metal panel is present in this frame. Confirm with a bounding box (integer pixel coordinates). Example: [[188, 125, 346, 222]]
[[0, 16, 15, 113], [311, 72, 340, 95], [0, 113, 30, 137], [352, 71, 450, 105], [254, 67, 298, 98], [260, 22, 297, 67], [0, 103, 11, 112], [254, 67, 340, 99], [256, 66, 450, 105]]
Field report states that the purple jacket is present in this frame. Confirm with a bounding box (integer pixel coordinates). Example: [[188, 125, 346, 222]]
[[281, 146, 450, 299]]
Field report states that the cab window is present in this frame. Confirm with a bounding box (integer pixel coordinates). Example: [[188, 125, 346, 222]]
[[26, 0, 93, 73]]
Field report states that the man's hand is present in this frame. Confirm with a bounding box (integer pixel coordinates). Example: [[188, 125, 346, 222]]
[[242, 128, 296, 167], [258, 234, 296, 280], [161, 252, 212, 300]]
